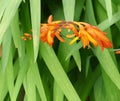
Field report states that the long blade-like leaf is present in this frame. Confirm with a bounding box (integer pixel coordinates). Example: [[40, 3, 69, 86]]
[[2, 28, 12, 70], [104, 0, 112, 21], [0, 0, 22, 44], [62, 0, 75, 21], [30, 0, 41, 62], [40, 43, 81, 101]]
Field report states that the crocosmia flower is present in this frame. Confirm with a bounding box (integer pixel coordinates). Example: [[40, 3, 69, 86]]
[[66, 22, 112, 50], [40, 15, 65, 46], [22, 15, 112, 50]]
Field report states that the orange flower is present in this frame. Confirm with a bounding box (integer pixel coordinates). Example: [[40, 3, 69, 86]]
[[22, 15, 112, 50], [22, 33, 32, 41], [40, 15, 65, 46], [84, 23, 112, 50], [113, 49, 120, 54], [66, 22, 112, 50], [115, 51, 120, 54]]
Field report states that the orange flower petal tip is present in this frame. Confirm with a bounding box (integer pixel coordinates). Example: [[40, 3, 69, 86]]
[[66, 34, 75, 38], [21, 36, 27, 41], [114, 49, 120, 54], [48, 15, 53, 24], [24, 33, 31, 37], [115, 51, 120, 54], [21, 33, 32, 40], [112, 49, 120, 54]]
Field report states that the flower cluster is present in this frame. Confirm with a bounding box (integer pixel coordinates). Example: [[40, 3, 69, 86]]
[[40, 15, 65, 46], [22, 15, 112, 50]]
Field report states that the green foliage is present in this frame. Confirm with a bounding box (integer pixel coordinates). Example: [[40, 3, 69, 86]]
[[0, 0, 120, 101]]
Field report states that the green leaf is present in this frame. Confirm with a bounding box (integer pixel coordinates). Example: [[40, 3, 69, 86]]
[[88, 0, 120, 90], [65, 41, 82, 60], [0, 0, 22, 44], [6, 50, 14, 99], [104, 0, 112, 21], [58, 38, 82, 72], [40, 42, 81, 101], [85, 55, 93, 77], [75, 66, 101, 101], [94, 76, 106, 101], [85, 0, 97, 25], [30, 0, 41, 62], [53, 81, 64, 101], [13, 59, 20, 80], [112, 0, 120, 4], [74, 0, 85, 21], [62, 0, 75, 21], [72, 50, 81, 71], [93, 48, 120, 89], [94, 71, 120, 101], [2, 28, 12, 70], [10, 11, 23, 57], [62, 0, 81, 71], [0, 0, 9, 20], [11, 56, 29, 101], [98, 11, 120, 30], [102, 70, 120, 101], [25, 40, 47, 101], [26, 66, 36, 101], [58, 41, 71, 72], [0, 61, 8, 101], [33, 63, 47, 101]]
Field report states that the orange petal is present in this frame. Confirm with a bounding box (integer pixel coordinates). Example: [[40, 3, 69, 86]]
[[69, 37, 79, 45], [22, 33, 32, 40], [81, 36, 89, 48], [47, 31, 54, 46], [55, 33, 65, 42], [66, 34, 75, 38], [86, 33, 98, 46], [115, 50, 120, 54], [48, 15, 53, 24]]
